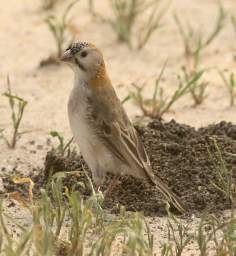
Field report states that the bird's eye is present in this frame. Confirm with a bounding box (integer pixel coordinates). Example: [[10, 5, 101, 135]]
[[81, 51, 87, 58]]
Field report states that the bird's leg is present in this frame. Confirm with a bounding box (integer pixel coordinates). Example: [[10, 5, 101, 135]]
[[105, 175, 120, 196], [92, 169, 104, 194], [94, 185, 101, 194]]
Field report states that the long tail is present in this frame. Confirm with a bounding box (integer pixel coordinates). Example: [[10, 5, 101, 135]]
[[152, 175, 186, 214], [142, 162, 186, 214], [143, 163, 186, 213]]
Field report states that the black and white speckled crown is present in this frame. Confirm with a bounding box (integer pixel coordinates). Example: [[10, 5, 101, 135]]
[[67, 41, 89, 54]]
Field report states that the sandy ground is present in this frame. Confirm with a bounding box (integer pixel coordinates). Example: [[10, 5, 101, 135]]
[[0, 0, 236, 254]]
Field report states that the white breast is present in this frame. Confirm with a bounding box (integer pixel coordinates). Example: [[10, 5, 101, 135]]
[[68, 82, 96, 160], [67, 81, 114, 184]]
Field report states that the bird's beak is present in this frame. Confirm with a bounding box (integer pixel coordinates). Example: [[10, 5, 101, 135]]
[[60, 50, 73, 62]]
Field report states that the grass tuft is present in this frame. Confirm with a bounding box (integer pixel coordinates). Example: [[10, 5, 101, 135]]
[[218, 69, 236, 107], [173, 2, 225, 106], [161, 204, 193, 256], [50, 131, 74, 156], [107, 0, 169, 49], [174, 2, 226, 70], [126, 62, 204, 118], [1, 76, 27, 149], [40, 0, 77, 66], [208, 138, 235, 205], [179, 66, 209, 106]]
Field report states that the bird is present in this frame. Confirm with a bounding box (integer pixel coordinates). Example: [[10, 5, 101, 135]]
[[60, 41, 186, 213]]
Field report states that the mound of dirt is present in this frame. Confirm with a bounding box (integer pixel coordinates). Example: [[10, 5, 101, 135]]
[[3, 119, 236, 216], [103, 119, 236, 216]]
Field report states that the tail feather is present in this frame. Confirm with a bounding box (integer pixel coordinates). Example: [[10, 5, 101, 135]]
[[143, 164, 186, 214], [153, 175, 186, 214]]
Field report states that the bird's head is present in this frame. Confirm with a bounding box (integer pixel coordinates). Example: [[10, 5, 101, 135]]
[[61, 41, 106, 82]]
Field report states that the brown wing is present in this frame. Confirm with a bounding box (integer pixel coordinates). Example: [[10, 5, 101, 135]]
[[98, 119, 186, 213], [99, 118, 154, 179]]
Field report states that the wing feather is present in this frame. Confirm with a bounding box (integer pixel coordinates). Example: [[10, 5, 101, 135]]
[[98, 120, 186, 213]]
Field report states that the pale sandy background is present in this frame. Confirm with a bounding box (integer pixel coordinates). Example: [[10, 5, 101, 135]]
[[0, 0, 236, 254]]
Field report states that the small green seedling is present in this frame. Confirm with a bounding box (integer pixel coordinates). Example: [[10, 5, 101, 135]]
[[41, 0, 77, 66], [162, 204, 193, 256], [66, 191, 94, 255], [90, 207, 153, 256], [218, 70, 236, 107], [128, 62, 204, 118], [174, 3, 226, 69], [180, 66, 208, 106], [196, 214, 217, 256], [162, 209, 236, 256], [108, 0, 168, 49], [50, 131, 73, 155], [0, 201, 32, 256], [109, 0, 142, 44], [208, 138, 235, 205], [197, 214, 236, 256], [137, 2, 170, 49], [209, 213, 236, 255], [1, 77, 27, 149]]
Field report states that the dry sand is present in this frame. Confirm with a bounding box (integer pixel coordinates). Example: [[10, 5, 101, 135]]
[[0, 0, 236, 254]]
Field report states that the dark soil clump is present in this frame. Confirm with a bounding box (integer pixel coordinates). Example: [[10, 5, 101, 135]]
[[3, 119, 236, 216], [104, 119, 236, 216]]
